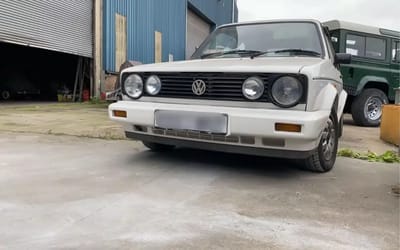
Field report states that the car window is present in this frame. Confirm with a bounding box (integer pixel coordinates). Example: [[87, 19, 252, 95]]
[[192, 22, 323, 59], [392, 41, 400, 63], [365, 37, 386, 60], [346, 34, 387, 60], [346, 34, 365, 57]]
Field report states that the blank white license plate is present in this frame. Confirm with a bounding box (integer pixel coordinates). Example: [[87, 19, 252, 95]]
[[154, 110, 228, 134]]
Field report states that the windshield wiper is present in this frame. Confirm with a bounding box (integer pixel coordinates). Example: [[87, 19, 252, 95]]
[[250, 48, 321, 59], [201, 49, 262, 59]]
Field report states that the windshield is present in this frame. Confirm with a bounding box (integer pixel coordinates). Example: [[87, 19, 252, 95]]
[[191, 22, 324, 59]]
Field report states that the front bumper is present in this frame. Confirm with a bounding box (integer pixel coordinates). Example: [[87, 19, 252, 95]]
[[109, 101, 330, 157]]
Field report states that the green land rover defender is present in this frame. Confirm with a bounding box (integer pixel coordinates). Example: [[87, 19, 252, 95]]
[[324, 20, 400, 127]]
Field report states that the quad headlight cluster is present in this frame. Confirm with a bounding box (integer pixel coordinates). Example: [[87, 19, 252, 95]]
[[123, 73, 304, 108], [242, 75, 304, 108], [123, 74, 162, 99]]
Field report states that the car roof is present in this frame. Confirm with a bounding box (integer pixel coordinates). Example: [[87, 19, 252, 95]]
[[218, 19, 322, 28], [323, 20, 400, 38]]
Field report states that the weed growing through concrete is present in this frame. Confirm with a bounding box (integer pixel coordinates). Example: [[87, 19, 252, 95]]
[[338, 149, 400, 163]]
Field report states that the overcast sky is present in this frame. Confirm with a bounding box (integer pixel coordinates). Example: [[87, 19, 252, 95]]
[[237, 0, 400, 31]]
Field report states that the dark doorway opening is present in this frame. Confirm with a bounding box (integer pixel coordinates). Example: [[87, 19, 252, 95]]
[[0, 42, 89, 101]]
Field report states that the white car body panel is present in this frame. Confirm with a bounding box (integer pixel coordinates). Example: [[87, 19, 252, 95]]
[[109, 19, 347, 160], [110, 100, 329, 152], [121, 57, 323, 74]]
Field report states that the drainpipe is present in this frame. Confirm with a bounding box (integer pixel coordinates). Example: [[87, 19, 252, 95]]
[[231, 0, 235, 23]]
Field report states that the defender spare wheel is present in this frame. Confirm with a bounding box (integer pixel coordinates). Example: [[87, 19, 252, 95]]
[[351, 88, 388, 127]]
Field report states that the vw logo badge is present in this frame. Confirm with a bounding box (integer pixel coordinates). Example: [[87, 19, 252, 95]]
[[192, 79, 206, 96]]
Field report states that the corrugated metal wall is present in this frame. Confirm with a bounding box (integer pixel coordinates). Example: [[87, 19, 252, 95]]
[[103, 0, 186, 72], [103, 0, 237, 72], [188, 0, 236, 26], [0, 0, 93, 58]]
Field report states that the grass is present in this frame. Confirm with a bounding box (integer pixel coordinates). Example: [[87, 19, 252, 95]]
[[2, 102, 110, 112], [0, 101, 124, 140], [338, 148, 400, 163]]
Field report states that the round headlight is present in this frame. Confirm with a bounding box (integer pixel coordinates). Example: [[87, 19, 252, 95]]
[[271, 76, 303, 107], [145, 75, 162, 95], [124, 74, 143, 99], [242, 77, 265, 100]]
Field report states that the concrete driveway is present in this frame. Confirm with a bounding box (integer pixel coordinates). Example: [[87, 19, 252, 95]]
[[0, 132, 398, 250], [0, 103, 397, 153]]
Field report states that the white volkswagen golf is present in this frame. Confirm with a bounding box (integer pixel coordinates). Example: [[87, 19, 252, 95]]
[[109, 20, 351, 172]]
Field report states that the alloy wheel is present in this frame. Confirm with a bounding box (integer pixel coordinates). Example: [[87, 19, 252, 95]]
[[364, 96, 383, 121]]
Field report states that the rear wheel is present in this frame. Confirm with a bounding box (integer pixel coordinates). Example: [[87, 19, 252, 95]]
[[302, 112, 338, 173], [351, 88, 388, 127], [142, 141, 175, 151]]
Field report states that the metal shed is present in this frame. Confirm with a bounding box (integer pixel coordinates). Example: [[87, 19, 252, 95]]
[[103, 0, 238, 73], [0, 0, 93, 58], [0, 0, 94, 101]]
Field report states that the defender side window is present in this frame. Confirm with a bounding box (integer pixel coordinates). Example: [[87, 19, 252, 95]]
[[346, 34, 387, 60], [365, 37, 386, 60], [346, 34, 365, 57], [392, 41, 400, 63]]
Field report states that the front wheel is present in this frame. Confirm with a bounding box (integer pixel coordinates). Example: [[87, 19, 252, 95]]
[[351, 88, 388, 127], [302, 113, 338, 173], [142, 141, 175, 151]]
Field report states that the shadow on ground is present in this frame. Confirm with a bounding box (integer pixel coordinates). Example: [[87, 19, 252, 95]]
[[126, 146, 307, 179]]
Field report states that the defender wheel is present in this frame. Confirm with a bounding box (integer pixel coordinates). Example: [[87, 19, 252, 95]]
[[142, 141, 175, 151], [351, 88, 388, 127], [303, 112, 338, 173], [1, 90, 11, 100]]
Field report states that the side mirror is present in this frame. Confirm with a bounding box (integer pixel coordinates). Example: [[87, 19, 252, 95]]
[[335, 53, 352, 65]]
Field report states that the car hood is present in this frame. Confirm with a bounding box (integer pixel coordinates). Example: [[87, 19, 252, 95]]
[[122, 57, 324, 74]]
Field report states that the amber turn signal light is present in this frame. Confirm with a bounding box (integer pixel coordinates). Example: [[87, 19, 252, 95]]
[[275, 123, 301, 133], [113, 110, 127, 118]]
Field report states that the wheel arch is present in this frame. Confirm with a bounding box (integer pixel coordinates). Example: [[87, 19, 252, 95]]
[[311, 83, 337, 110], [332, 95, 339, 120], [356, 76, 389, 96], [337, 90, 347, 121]]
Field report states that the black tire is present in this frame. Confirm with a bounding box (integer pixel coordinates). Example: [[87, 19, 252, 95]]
[[351, 88, 388, 127], [302, 112, 338, 173], [142, 141, 175, 151], [1, 90, 11, 100], [338, 114, 344, 138]]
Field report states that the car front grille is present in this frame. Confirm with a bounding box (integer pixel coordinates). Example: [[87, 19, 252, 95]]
[[142, 72, 274, 102], [121, 72, 307, 103]]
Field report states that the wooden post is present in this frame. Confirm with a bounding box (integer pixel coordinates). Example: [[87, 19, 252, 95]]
[[93, 0, 103, 98], [155, 31, 162, 63], [72, 57, 83, 102]]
